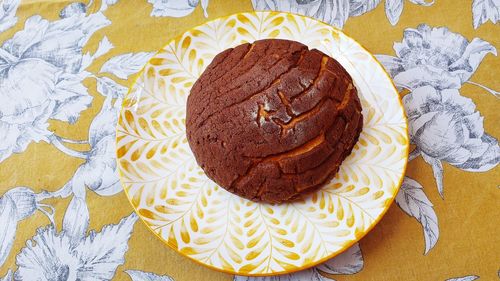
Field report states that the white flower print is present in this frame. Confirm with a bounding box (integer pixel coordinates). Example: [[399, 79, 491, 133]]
[[404, 86, 499, 195], [126, 270, 175, 281], [14, 213, 138, 281], [251, 0, 434, 29], [377, 23, 498, 255], [375, 24, 498, 96], [147, 0, 209, 18], [234, 243, 363, 281], [0, 0, 20, 33], [51, 49, 155, 198], [0, 0, 153, 274], [472, 0, 499, 29], [0, 10, 112, 163], [0, 1, 497, 280]]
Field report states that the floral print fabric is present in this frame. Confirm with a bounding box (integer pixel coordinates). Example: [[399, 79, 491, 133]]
[[0, 0, 498, 280]]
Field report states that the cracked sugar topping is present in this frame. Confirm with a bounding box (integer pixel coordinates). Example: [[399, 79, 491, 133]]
[[186, 39, 363, 203]]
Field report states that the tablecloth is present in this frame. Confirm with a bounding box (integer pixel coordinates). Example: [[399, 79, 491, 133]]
[[0, 0, 498, 280]]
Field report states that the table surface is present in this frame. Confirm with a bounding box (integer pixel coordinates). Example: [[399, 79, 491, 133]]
[[0, 1, 498, 281]]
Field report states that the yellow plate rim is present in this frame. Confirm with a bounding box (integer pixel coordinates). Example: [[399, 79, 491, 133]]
[[116, 11, 409, 277]]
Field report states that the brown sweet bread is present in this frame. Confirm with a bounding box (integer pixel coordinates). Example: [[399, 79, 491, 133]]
[[186, 39, 363, 203]]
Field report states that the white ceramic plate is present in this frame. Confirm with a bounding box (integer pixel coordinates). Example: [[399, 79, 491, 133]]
[[116, 11, 408, 276]]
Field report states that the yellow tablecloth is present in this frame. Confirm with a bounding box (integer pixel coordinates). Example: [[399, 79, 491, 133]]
[[0, 0, 498, 280]]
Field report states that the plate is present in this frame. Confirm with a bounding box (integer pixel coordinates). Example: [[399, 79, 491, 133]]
[[116, 11, 408, 276]]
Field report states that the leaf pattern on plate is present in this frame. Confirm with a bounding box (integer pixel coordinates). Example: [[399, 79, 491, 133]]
[[234, 268, 333, 281], [234, 243, 363, 281], [117, 11, 407, 275]]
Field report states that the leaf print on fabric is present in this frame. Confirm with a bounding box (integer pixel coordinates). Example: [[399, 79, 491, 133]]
[[348, 0, 382, 16], [126, 270, 175, 281], [0, 194, 17, 268], [63, 96, 123, 197], [472, 0, 500, 29], [147, 0, 209, 18], [14, 213, 138, 281], [375, 24, 497, 95], [81, 36, 115, 73], [446, 275, 480, 281], [384, 0, 433, 25], [408, 0, 434, 4], [396, 177, 439, 254], [62, 196, 89, 246], [385, 0, 404, 25], [93, 36, 115, 59], [75, 214, 137, 280], [96, 76, 128, 98], [0, 0, 20, 33], [316, 243, 363, 274], [421, 153, 444, 198], [100, 52, 154, 79], [0, 187, 52, 268], [404, 86, 499, 180], [0, 8, 112, 163]]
